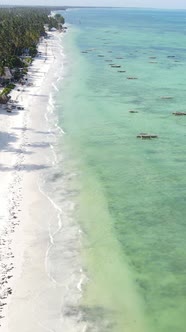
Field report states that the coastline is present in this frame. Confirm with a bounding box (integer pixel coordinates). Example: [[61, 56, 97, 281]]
[[0, 31, 84, 332], [1, 7, 185, 332]]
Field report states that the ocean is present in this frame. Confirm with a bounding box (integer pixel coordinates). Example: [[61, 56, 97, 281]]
[[52, 8, 186, 332]]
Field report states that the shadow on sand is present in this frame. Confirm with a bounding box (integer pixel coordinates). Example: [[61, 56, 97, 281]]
[[0, 163, 50, 172]]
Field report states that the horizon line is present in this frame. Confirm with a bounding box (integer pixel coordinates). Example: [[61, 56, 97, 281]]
[[1, 4, 186, 11]]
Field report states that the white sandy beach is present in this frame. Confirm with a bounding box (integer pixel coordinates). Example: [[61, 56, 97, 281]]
[[0, 32, 85, 332]]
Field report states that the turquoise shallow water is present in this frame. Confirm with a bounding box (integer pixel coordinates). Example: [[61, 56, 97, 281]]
[[57, 8, 186, 332]]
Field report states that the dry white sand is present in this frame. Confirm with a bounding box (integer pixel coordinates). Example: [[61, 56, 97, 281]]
[[0, 32, 85, 332]]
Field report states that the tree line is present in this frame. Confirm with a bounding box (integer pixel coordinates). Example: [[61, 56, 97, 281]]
[[0, 7, 65, 84]]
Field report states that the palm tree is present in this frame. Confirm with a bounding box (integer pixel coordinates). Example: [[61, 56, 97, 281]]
[[0, 7, 65, 82]]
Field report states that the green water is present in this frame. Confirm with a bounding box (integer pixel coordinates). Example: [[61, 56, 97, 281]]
[[57, 8, 186, 332]]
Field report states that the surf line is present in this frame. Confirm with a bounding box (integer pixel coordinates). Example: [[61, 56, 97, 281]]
[[52, 82, 59, 92], [37, 180, 63, 285]]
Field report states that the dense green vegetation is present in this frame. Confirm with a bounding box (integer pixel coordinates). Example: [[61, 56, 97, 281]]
[[0, 84, 15, 97], [49, 13, 65, 30], [0, 7, 65, 93]]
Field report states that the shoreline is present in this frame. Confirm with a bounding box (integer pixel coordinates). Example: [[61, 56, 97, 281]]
[[0, 31, 84, 331]]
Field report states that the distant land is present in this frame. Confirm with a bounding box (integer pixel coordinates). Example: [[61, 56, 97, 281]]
[[0, 5, 124, 9]]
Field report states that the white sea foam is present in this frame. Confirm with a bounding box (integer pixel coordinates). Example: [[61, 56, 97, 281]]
[[52, 82, 59, 92], [35, 35, 88, 331], [55, 123, 66, 135], [40, 89, 86, 308], [37, 181, 62, 285], [77, 273, 87, 292]]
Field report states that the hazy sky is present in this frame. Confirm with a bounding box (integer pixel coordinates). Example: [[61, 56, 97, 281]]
[[1, 0, 186, 9]]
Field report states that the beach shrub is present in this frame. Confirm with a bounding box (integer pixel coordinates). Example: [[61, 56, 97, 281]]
[[0, 83, 15, 96], [7, 83, 15, 90], [21, 68, 28, 76], [13, 68, 22, 81], [29, 46, 37, 57], [8, 56, 24, 69], [23, 57, 32, 65]]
